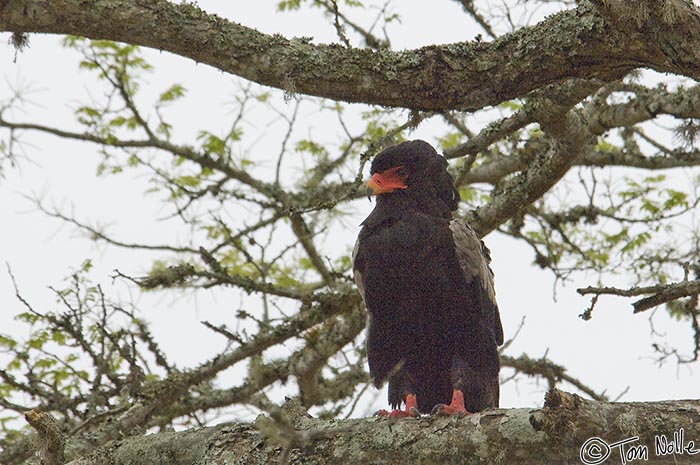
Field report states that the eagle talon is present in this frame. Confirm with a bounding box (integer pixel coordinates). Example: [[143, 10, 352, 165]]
[[430, 390, 470, 417], [431, 403, 468, 418], [375, 407, 420, 418], [376, 393, 420, 418]]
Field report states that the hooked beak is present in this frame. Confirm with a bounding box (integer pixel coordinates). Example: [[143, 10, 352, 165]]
[[366, 176, 381, 201], [366, 169, 408, 199]]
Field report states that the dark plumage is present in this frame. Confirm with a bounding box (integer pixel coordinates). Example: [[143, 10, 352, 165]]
[[352, 140, 503, 416]]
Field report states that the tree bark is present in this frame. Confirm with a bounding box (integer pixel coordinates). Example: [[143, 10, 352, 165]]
[[56, 391, 700, 465], [2, 0, 700, 111]]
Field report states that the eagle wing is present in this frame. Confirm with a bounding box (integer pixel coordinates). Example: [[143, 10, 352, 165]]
[[449, 218, 503, 346], [352, 238, 365, 303]]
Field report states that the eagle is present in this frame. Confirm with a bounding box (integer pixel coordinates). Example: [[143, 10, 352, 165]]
[[352, 140, 503, 417]]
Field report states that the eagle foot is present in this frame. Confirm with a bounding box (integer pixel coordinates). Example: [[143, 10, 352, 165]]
[[430, 404, 469, 417], [375, 406, 421, 418], [376, 393, 420, 418], [430, 390, 470, 417]]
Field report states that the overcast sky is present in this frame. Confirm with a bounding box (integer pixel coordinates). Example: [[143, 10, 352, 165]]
[[1, 1, 698, 420]]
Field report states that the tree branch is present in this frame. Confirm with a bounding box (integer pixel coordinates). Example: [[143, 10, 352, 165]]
[[3, 0, 700, 110], [0, 116, 278, 198], [469, 81, 599, 235], [501, 354, 609, 401], [24, 410, 65, 465], [58, 391, 700, 465], [578, 279, 700, 313], [451, 0, 497, 39]]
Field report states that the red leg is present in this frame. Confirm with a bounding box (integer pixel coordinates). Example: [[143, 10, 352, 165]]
[[431, 390, 470, 417], [376, 393, 420, 418]]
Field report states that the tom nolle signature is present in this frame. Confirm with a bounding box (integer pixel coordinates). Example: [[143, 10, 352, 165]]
[[580, 428, 699, 464]]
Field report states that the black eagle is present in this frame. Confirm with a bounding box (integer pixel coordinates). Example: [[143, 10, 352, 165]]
[[352, 140, 503, 417]]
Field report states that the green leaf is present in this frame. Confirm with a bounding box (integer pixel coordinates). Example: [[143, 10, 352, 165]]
[[595, 138, 619, 153], [175, 175, 201, 187], [51, 330, 67, 345], [34, 358, 57, 370], [620, 231, 651, 255], [458, 186, 476, 202], [159, 84, 186, 103], [28, 330, 49, 350], [81, 259, 93, 272], [437, 132, 464, 150], [663, 189, 688, 210], [197, 131, 226, 156], [604, 228, 629, 247], [641, 199, 660, 215], [76, 106, 100, 118], [499, 100, 522, 112], [0, 334, 17, 349], [15, 312, 40, 325], [296, 139, 328, 157], [109, 116, 128, 127], [278, 0, 302, 11], [299, 257, 313, 270], [157, 122, 173, 138], [255, 92, 271, 103]]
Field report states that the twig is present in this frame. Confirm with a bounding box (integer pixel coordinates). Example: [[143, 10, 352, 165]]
[[329, 0, 351, 47], [577, 279, 700, 313], [452, 0, 497, 39], [501, 354, 608, 401]]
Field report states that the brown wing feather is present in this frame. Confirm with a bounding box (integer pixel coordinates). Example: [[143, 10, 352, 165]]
[[351, 238, 366, 303], [449, 218, 504, 346]]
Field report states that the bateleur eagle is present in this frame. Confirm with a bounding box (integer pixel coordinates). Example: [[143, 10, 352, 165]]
[[352, 140, 503, 417]]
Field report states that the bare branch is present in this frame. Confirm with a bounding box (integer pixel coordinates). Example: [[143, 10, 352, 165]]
[[315, 0, 389, 49], [451, 0, 497, 39], [501, 354, 609, 401], [577, 279, 700, 313], [30, 197, 198, 254], [0, 117, 279, 199]]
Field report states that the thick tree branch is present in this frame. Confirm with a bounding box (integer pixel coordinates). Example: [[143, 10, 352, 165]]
[[24, 410, 65, 465], [2, 0, 700, 110], [588, 83, 700, 133], [445, 81, 700, 187], [58, 391, 700, 465]]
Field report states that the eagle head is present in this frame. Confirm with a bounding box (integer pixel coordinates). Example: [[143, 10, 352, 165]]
[[367, 140, 460, 213]]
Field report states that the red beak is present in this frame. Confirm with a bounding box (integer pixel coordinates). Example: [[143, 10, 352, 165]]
[[367, 167, 408, 195]]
